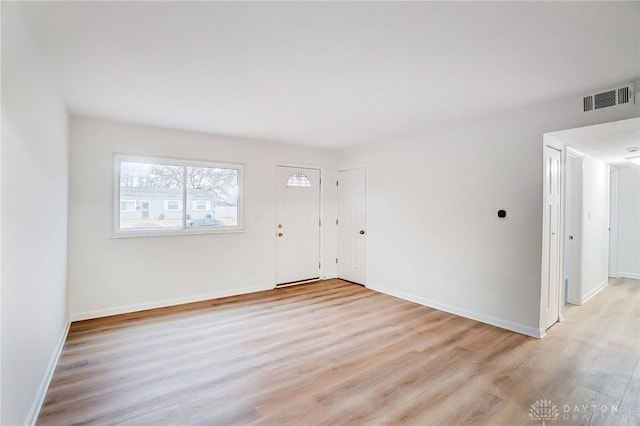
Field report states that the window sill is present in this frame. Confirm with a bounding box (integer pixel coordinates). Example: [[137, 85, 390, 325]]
[[111, 227, 244, 239]]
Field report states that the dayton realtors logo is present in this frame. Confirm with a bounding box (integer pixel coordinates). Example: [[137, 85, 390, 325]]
[[528, 398, 619, 424], [528, 399, 559, 425]]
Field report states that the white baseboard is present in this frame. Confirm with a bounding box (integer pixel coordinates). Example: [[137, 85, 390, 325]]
[[581, 280, 608, 304], [366, 283, 543, 339], [617, 272, 640, 279], [25, 319, 71, 426], [70, 284, 273, 322]]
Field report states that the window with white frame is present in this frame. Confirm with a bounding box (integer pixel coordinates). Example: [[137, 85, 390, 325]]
[[120, 199, 137, 212], [115, 155, 242, 235], [164, 200, 182, 211], [192, 200, 211, 211]]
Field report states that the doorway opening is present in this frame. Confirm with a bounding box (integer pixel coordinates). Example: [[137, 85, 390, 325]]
[[540, 117, 640, 335]]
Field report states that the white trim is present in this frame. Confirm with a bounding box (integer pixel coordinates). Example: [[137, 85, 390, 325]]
[[609, 168, 619, 278], [367, 283, 543, 339], [275, 161, 324, 170], [581, 280, 608, 304], [114, 153, 243, 169], [566, 146, 585, 158], [110, 227, 244, 239], [25, 320, 71, 426], [337, 165, 368, 172], [276, 278, 320, 288], [617, 272, 640, 279], [70, 284, 272, 322]]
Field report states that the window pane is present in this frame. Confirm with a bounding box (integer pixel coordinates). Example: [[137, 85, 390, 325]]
[[186, 166, 238, 228], [120, 200, 136, 211], [286, 173, 312, 187], [119, 162, 183, 230], [164, 200, 181, 211]]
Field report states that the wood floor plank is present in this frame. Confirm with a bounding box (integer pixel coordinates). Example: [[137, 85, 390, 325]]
[[38, 278, 640, 425]]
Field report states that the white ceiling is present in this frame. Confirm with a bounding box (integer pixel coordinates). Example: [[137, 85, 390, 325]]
[[12, 1, 640, 148], [548, 117, 640, 168]]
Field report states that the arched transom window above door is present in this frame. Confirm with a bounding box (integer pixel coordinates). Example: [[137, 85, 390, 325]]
[[286, 173, 312, 188]]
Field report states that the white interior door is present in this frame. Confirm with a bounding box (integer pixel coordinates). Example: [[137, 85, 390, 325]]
[[337, 168, 366, 285], [276, 166, 321, 285], [541, 146, 562, 329]]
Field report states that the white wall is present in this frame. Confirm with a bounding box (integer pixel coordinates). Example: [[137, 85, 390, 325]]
[[580, 156, 610, 302], [338, 95, 640, 337], [68, 117, 337, 319], [1, 6, 69, 425], [616, 167, 640, 278]]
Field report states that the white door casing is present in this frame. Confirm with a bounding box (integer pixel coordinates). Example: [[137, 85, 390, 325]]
[[337, 168, 367, 285], [541, 146, 562, 330], [608, 168, 619, 278], [276, 166, 321, 285], [565, 152, 583, 305]]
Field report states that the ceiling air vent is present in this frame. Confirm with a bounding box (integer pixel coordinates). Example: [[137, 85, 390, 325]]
[[594, 90, 616, 109], [583, 82, 635, 112], [618, 86, 630, 104]]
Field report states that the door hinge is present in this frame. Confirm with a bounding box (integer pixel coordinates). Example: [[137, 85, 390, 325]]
[[336, 258, 338, 263], [336, 180, 339, 187], [336, 219, 338, 225], [319, 261, 321, 269], [319, 219, 322, 226]]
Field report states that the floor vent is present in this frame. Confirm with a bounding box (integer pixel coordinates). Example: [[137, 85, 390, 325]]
[[583, 83, 635, 112]]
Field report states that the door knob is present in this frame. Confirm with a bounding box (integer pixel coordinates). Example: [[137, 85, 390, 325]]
[[277, 232, 283, 237], [277, 224, 283, 229], [359, 230, 365, 235]]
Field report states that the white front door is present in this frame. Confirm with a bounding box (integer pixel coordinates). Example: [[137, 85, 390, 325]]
[[276, 166, 321, 285], [337, 168, 366, 285], [140, 201, 150, 220], [541, 146, 562, 329]]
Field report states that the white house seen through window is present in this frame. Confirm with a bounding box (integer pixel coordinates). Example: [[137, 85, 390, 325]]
[[115, 155, 242, 235]]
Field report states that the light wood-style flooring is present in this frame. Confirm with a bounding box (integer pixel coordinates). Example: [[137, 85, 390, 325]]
[[38, 278, 639, 425]]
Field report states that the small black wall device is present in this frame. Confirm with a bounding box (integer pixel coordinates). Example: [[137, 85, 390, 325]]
[[497, 210, 507, 218]]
